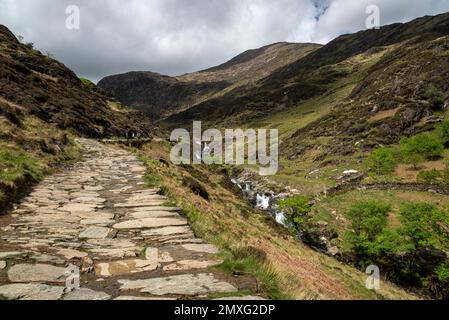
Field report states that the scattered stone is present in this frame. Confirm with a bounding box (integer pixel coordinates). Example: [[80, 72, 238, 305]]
[[328, 246, 340, 256], [8, 264, 66, 283], [145, 247, 159, 262], [0, 261, 6, 269], [79, 226, 111, 239], [182, 244, 219, 254], [343, 170, 359, 176], [119, 273, 237, 296], [63, 288, 111, 300], [163, 260, 222, 271], [32, 254, 66, 265], [142, 226, 193, 237], [57, 249, 88, 259], [113, 218, 188, 230], [114, 201, 166, 208], [95, 259, 159, 277], [129, 211, 180, 219], [0, 251, 23, 259], [317, 221, 329, 227], [0, 283, 65, 300]]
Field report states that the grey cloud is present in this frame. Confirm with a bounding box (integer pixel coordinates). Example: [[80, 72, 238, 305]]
[[0, 0, 448, 82]]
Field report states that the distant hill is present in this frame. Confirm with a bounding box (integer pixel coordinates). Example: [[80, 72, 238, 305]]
[[164, 12, 449, 152], [98, 42, 320, 120]]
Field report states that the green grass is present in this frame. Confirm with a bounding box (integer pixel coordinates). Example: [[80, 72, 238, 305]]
[[79, 77, 97, 90], [0, 145, 44, 188], [218, 251, 292, 300]]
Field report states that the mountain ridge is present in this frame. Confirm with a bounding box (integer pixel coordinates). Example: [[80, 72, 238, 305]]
[[98, 42, 321, 120]]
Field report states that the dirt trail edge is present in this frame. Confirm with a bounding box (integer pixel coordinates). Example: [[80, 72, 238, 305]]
[[0, 139, 261, 300]]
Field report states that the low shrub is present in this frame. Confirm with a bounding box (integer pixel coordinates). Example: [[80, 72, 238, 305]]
[[366, 147, 398, 175]]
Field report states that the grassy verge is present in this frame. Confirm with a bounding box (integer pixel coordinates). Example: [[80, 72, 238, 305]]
[[0, 115, 82, 214], [134, 140, 415, 300]]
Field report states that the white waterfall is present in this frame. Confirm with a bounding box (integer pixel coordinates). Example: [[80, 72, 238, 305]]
[[256, 193, 270, 210]]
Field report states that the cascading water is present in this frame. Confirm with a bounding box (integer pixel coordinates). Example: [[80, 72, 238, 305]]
[[231, 178, 289, 228], [256, 193, 270, 210]]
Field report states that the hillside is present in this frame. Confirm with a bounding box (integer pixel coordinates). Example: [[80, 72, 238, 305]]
[[0, 24, 153, 213], [164, 12, 449, 132], [99, 12, 449, 299], [98, 42, 320, 120]]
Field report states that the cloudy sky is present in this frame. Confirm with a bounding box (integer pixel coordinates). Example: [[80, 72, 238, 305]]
[[1, 0, 449, 82]]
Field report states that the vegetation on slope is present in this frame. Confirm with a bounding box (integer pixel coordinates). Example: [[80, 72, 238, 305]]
[[133, 140, 415, 300]]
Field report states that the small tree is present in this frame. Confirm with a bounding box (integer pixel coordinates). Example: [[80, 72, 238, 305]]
[[366, 147, 398, 175], [345, 201, 391, 256], [400, 133, 445, 168], [398, 202, 449, 249], [278, 196, 311, 226]]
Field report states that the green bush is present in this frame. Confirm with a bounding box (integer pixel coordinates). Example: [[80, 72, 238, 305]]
[[344, 199, 449, 297], [436, 120, 449, 146], [440, 161, 449, 183], [417, 169, 441, 184], [344, 200, 391, 256], [366, 147, 398, 175], [79, 78, 96, 90], [278, 196, 311, 215], [398, 202, 449, 249], [278, 196, 312, 228], [400, 132, 445, 167], [424, 84, 446, 109]]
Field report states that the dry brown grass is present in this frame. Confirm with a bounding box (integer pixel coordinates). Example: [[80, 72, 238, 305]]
[[368, 107, 401, 122], [395, 160, 446, 181]]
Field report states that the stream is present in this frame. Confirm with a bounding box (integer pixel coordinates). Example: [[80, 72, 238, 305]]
[[231, 174, 341, 257], [231, 178, 289, 228]]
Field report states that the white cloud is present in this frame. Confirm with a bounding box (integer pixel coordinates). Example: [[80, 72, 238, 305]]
[[0, 0, 448, 82]]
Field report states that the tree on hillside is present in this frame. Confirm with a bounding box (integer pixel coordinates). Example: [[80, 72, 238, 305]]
[[400, 133, 444, 168], [344, 200, 391, 257], [366, 147, 398, 175]]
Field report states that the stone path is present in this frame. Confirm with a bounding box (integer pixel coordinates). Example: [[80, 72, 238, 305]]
[[0, 139, 258, 300]]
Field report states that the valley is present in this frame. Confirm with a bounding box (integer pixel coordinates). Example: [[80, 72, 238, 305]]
[[98, 12, 449, 299], [1, 10, 449, 301]]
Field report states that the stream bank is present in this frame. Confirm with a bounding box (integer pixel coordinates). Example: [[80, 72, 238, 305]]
[[229, 168, 341, 258]]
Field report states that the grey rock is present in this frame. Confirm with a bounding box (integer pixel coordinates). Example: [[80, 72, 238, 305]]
[[0, 283, 65, 300], [119, 273, 237, 296], [64, 288, 111, 300], [8, 264, 66, 283]]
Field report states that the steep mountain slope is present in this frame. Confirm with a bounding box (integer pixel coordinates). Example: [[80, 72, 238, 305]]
[[131, 13, 449, 298], [98, 42, 321, 120], [0, 25, 151, 138], [164, 12, 449, 133], [0, 24, 153, 213]]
